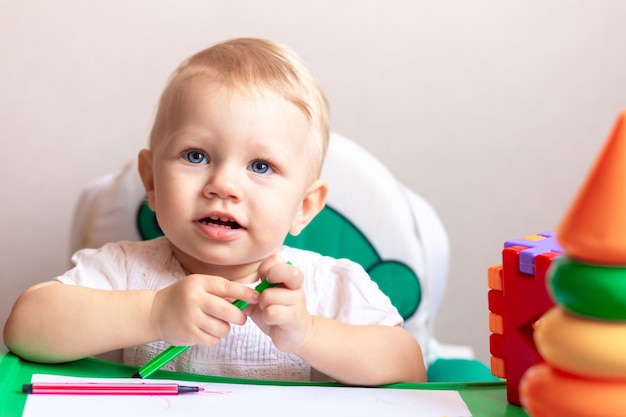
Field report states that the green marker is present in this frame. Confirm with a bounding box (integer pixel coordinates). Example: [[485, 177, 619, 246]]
[[132, 345, 190, 378], [231, 278, 275, 309], [133, 277, 278, 379]]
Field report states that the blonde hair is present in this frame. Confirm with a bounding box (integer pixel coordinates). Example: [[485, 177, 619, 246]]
[[149, 38, 330, 175]]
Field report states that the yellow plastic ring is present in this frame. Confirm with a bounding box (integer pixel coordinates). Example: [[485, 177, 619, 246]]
[[521, 363, 626, 417], [534, 306, 626, 378]]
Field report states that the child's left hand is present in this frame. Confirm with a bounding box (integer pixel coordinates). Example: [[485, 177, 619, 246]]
[[246, 255, 313, 354]]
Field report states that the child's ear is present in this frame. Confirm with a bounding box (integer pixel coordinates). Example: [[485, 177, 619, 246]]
[[289, 179, 329, 236], [137, 149, 156, 211]]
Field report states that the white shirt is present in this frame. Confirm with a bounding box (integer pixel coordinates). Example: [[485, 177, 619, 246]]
[[57, 237, 403, 380]]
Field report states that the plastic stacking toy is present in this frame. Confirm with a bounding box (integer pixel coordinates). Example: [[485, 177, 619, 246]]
[[520, 109, 626, 417]]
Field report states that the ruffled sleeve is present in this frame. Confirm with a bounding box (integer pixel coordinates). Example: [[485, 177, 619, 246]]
[[55, 241, 130, 290]]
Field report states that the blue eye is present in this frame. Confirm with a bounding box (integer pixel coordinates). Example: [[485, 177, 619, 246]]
[[184, 150, 207, 164], [249, 160, 272, 174]]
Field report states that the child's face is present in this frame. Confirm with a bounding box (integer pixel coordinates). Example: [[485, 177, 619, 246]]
[[140, 78, 326, 280]]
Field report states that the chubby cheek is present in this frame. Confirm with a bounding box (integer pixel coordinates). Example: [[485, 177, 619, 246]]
[[152, 200, 177, 235], [258, 199, 302, 236], [152, 185, 188, 225]]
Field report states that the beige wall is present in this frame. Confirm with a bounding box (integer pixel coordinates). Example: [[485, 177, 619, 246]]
[[2, 0, 626, 365]]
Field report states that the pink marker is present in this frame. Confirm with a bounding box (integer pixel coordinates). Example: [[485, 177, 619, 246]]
[[22, 382, 203, 395]]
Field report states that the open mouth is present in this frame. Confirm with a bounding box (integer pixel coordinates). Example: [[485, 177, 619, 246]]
[[199, 216, 242, 230]]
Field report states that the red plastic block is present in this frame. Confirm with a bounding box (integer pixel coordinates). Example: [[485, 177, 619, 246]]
[[487, 245, 559, 405]]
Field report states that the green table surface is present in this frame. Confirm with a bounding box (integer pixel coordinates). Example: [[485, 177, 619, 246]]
[[0, 346, 527, 417]]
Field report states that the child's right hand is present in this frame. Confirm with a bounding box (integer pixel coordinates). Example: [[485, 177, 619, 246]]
[[149, 274, 260, 347]]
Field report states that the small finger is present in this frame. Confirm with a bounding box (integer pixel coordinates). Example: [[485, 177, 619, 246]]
[[258, 255, 287, 282], [267, 263, 302, 290], [197, 276, 260, 305], [202, 297, 249, 324]]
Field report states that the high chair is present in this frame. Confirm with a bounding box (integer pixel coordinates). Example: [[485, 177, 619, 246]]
[[70, 132, 494, 382]]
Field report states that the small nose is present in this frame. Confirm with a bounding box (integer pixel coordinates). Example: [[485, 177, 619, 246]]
[[202, 164, 241, 200]]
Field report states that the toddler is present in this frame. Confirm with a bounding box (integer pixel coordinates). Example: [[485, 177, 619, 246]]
[[4, 38, 425, 385]]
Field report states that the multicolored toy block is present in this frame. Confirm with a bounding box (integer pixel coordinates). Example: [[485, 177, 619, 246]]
[[488, 233, 562, 406], [504, 231, 561, 275]]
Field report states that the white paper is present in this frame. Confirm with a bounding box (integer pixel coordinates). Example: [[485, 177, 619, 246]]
[[23, 374, 472, 417]]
